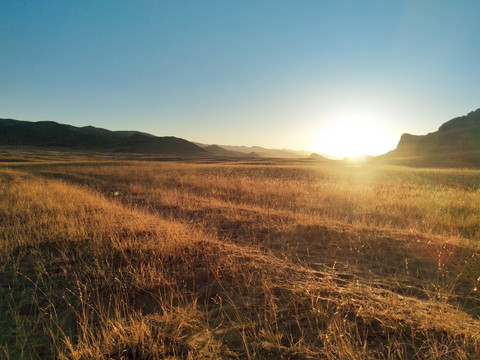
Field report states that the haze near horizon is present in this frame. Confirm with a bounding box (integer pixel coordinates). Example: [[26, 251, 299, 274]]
[[1, 1, 479, 157]]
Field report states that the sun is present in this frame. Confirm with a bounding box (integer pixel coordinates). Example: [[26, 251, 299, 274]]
[[310, 112, 397, 159]]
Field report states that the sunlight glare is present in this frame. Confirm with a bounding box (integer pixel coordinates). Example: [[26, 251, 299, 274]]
[[310, 109, 397, 159]]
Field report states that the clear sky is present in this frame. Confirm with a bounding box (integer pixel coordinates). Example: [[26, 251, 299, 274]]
[[1, 1, 479, 157]]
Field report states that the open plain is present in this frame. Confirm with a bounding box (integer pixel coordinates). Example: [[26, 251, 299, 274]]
[[1, 151, 479, 359]]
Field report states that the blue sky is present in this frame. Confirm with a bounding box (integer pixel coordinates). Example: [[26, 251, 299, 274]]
[[1, 1, 479, 156]]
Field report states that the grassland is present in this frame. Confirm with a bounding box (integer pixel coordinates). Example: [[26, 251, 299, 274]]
[[1, 151, 479, 359]]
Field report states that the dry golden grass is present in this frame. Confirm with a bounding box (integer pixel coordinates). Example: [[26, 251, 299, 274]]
[[1, 155, 479, 359]]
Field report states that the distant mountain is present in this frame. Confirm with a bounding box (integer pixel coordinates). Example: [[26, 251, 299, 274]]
[[203, 144, 257, 158], [194, 142, 313, 158], [0, 118, 207, 156], [307, 152, 330, 161], [378, 108, 480, 167], [217, 145, 312, 158]]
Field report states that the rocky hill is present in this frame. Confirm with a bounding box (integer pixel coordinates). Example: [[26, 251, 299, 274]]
[[379, 108, 480, 167]]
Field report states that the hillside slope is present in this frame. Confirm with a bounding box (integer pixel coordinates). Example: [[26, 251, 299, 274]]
[[0, 118, 207, 155]]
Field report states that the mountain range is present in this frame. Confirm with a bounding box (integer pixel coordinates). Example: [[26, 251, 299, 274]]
[[2, 108, 480, 166], [194, 143, 312, 158], [0, 118, 311, 159]]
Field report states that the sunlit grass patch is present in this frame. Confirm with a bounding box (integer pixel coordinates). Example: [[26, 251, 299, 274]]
[[1, 160, 479, 359]]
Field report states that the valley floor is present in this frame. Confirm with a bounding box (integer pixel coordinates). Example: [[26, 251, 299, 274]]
[[1, 152, 479, 359]]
